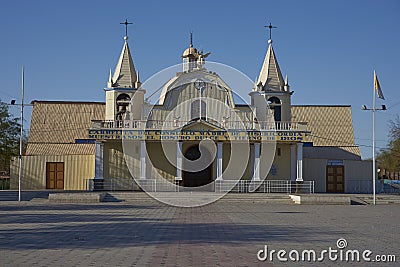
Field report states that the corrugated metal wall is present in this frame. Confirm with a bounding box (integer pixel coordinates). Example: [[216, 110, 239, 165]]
[[10, 155, 94, 190], [104, 146, 136, 179]]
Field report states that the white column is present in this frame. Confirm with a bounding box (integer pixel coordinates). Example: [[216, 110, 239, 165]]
[[94, 141, 104, 179], [252, 143, 261, 181], [176, 142, 183, 181], [296, 143, 303, 182], [216, 142, 223, 181], [290, 144, 297, 181], [140, 141, 146, 180]]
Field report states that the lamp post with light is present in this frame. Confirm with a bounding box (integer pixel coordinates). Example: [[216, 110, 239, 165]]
[[10, 66, 33, 202], [361, 104, 386, 205]]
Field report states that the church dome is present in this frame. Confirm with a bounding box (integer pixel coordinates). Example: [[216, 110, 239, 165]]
[[182, 46, 198, 58]]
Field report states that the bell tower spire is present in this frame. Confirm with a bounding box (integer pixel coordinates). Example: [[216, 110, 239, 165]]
[[251, 22, 292, 122], [105, 20, 145, 121], [108, 19, 138, 88], [256, 23, 284, 91]]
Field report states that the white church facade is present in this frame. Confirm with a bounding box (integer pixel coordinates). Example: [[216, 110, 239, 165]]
[[11, 26, 373, 193]]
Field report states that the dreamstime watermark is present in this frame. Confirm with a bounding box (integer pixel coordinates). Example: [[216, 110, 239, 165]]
[[257, 238, 396, 263]]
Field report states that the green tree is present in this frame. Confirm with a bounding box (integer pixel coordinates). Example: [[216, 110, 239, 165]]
[[0, 100, 26, 172], [377, 115, 400, 172]]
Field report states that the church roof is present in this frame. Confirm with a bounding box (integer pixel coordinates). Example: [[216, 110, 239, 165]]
[[182, 47, 199, 58], [256, 41, 285, 91], [182, 32, 199, 58], [158, 69, 232, 105], [109, 41, 138, 88], [26, 101, 105, 155], [182, 119, 226, 131], [291, 105, 360, 156]]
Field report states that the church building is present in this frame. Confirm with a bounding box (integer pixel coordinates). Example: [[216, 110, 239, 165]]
[[10, 25, 372, 193]]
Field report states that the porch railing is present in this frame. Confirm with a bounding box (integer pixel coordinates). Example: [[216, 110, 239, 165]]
[[91, 120, 307, 131], [85, 178, 314, 194], [215, 180, 314, 194]]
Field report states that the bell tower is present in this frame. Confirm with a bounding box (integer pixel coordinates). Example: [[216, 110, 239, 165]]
[[105, 20, 145, 121], [182, 33, 200, 72], [250, 23, 292, 123]]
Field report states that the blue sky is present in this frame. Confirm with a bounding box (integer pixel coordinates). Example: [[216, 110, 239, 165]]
[[0, 0, 399, 159]]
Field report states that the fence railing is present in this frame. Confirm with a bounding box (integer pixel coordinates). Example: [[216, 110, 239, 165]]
[[85, 178, 138, 191], [215, 180, 314, 194], [85, 178, 314, 194]]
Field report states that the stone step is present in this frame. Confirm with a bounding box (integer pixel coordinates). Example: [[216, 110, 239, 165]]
[[218, 199, 294, 204], [102, 192, 295, 204], [0, 191, 18, 201], [357, 195, 400, 205], [0, 191, 75, 201], [361, 200, 400, 204], [49, 192, 105, 203]]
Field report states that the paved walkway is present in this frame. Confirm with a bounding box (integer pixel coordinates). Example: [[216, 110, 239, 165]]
[[0, 201, 398, 266]]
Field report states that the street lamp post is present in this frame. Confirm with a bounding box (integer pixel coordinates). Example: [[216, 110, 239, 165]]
[[362, 104, 386, 205], [10, 66, 33, 202]]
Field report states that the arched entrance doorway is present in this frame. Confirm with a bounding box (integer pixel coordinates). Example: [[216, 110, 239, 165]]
[[183, 144, 213, 191]]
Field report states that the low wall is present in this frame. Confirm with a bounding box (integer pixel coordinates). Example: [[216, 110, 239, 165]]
[[48, 192, 106, 203], [290, 195, 351, 205]]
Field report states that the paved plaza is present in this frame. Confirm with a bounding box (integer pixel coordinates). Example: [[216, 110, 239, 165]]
[[0, 198, 399, 267]]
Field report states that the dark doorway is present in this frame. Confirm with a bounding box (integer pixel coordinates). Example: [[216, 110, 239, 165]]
[[326, 166, 344, 193], [183, 145, 213, 190], [46, 162, 64, 189]]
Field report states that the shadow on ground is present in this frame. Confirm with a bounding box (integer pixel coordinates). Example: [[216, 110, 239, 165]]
[[0, 203, 344, 250]]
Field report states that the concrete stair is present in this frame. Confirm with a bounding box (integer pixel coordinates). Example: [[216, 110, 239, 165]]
[[0, 190, 69, 201], [4, 191, 398, 205], [356, 195, 400, 205], [102, 192, 295, 204], [220, 193, 294, 204], [0, 191, 18, 201]]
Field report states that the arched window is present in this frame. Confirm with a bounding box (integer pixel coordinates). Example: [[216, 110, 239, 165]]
[[116, 93, 131, 121], [267, 96, 281, 121], [191, 99, 206, 120]]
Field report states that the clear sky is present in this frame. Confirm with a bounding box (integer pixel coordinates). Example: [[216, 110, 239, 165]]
[[0, 0, 399, 159]]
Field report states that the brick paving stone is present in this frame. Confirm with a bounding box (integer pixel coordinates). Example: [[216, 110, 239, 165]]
[[0, 200, 399, 266]]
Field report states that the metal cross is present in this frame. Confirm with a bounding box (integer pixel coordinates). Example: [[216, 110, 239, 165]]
[[120, 19, 133, 37], [264, 22, 277, 40]]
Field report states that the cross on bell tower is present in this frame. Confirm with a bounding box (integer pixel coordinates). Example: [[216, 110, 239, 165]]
[[120, 19, 133, 41], [264, 22, 277, 42]]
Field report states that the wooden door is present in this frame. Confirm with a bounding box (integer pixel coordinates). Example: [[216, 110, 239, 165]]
[[326, 166, 344, 193], [46, 162, 64, 189]]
